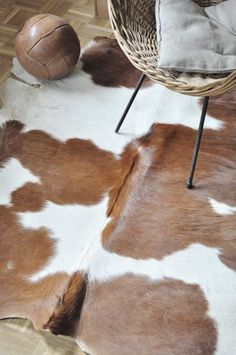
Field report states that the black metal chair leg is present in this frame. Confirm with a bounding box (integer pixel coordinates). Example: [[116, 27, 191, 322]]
[[186, 96, 209, 189], [115, 73, 146, 133]]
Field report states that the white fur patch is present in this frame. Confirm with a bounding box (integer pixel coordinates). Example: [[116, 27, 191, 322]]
[[0, 55, 223, 156], [209, 197, 236, 215], [11, 57, 41, 86], [17, 196, 109, 281], [0, 158, 40, 206]]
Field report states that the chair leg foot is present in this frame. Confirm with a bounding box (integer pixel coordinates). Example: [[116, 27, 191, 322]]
[[186, 181, 194, 189], [115, 73, 146, 133], [186, 96, 209, 189]]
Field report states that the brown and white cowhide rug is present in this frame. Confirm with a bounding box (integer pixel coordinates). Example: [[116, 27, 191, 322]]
[[0, 37, 236, 355]]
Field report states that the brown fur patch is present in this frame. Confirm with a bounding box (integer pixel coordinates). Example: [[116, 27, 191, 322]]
[[45, 272, 87, 337], [78, 276, 217, 355], [11, 182, 44, 212], [0, 205, 54, 275], [102, 92, 236, 271], [81, 37, 151, 88], [0, 271, 70, 329], [0, 120, 123, 206], [207, 90, 236, 125]]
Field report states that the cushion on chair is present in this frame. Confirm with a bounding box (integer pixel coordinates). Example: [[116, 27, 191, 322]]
[[156, 0, 236, 73], [205, 0, 236, 35]]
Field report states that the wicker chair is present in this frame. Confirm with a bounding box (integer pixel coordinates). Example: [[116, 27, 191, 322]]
[[108, 0, 236, 188]]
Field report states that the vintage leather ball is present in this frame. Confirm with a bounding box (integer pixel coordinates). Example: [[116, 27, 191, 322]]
[[15, 14, 80, 80]]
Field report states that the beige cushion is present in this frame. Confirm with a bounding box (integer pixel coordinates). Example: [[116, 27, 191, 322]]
[[156, 0, 236, 73], [205, 0, 236, 35]]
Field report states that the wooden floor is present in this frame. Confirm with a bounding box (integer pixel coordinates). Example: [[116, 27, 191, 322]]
[[0, 0, 113, 85], [0, 0, 112, 353], [0, 319, 84, 354]]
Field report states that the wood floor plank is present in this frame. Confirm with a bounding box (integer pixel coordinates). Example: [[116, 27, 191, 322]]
[[0, 320, 84, 354]]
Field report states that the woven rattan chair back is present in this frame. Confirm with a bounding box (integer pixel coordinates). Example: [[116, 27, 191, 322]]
[[108, 0, 236, 96]]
